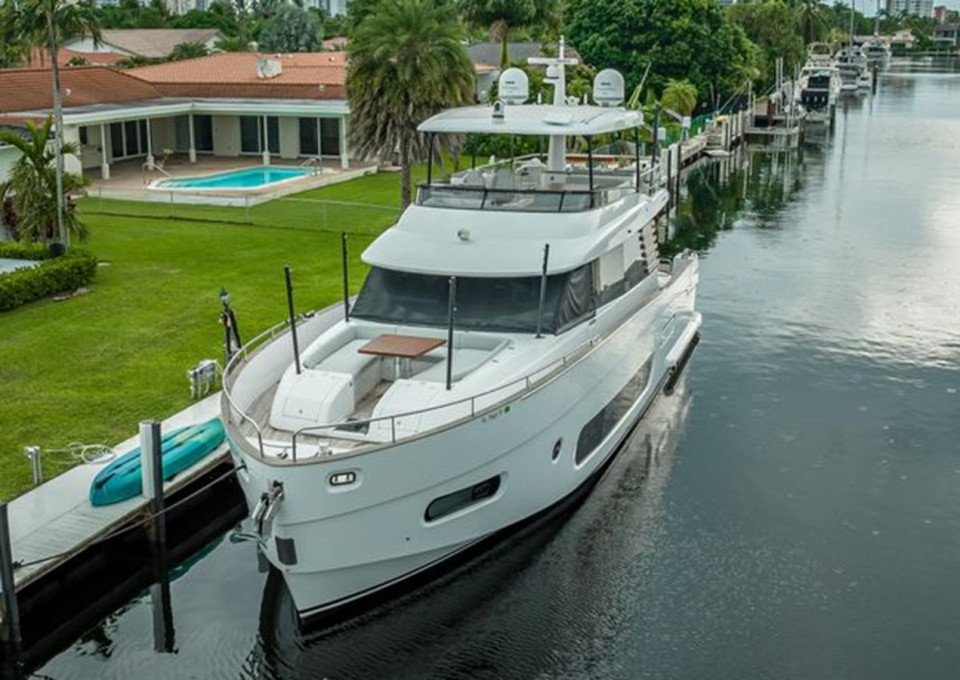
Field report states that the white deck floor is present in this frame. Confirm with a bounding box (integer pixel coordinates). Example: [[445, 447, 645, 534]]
[[8, 392, 232, 590]]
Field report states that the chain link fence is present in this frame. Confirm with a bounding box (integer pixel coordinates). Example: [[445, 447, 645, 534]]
[[77, 187, 402, 238]]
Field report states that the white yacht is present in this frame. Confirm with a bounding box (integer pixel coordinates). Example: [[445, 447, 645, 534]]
[[221, 42, 701, 619], [796, 62, 841, 124], [861, 37, 891, 69], [835, 45, 871, 92]]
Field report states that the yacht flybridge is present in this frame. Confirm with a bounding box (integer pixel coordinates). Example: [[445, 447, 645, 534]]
[[221, 40, 701, 619]]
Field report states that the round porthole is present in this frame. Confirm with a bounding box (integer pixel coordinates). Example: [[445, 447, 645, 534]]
[[552, 438, 563, 461]]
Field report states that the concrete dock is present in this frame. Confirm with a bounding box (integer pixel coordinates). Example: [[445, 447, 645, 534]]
[[7, 392, 231, 592]]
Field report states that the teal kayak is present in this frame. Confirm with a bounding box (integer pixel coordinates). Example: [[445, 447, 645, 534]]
[[89, 418, 226, 507]]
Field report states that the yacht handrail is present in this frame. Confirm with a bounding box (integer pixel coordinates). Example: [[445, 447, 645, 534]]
[[286, 336, 598, 461], [418, 162, 660, 213], [221, 310, 320, 455], [219, 303, 600, 463]]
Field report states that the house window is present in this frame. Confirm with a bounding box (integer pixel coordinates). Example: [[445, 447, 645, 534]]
[[299, 117, 318, 156], [124, 120, 140, 155], [194, 115, 213, 152], [240, 116, 260, 153], [266, 116, 280, 154], [424, 475, 501, 522], [574, 358, 653, 466], [79, 127, 88, 145], [109, 123, 123, 159], [320, 117, 340, 156], [240, 116, 280, 154]]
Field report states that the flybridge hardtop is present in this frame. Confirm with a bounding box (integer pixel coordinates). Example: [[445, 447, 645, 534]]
[[418, 104, 643, 137]]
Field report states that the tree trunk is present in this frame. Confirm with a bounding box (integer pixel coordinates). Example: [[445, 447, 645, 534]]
[[400, 141, 411, 210], [500, 30, 508, 69], [45, 4, 68, 248]]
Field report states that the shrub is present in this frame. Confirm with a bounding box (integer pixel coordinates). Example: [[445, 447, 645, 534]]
[[0, 250, 97, 311], [0, 241, 50, 261]]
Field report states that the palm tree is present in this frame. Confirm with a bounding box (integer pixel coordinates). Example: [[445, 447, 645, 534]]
[[459, 0, 560, 68], [661, 79, 698, 116], [169, 41, 210, 61], [347, 0, 475, 208], [16, 0, 100, 248], [0, 119, 88, 243], [796, 0, 826, 46]]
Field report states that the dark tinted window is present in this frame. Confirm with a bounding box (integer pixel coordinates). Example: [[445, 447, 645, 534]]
[[299, 117, 318, 156], [575, 358, 652, 465], [425, 475, 501, 522], [351, 266, 594, 334]]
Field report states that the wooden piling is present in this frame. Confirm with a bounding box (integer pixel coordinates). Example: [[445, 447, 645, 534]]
[[140, 421, 166, 547]]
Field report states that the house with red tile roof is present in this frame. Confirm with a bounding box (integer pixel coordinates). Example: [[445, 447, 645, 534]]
[[0, 51, 350, 181]]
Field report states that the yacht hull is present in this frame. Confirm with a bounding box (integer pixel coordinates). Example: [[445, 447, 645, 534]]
[[229, 259, 699, 619]]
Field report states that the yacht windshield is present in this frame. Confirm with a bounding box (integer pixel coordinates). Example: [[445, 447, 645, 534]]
[[351, 266, 595, 334]]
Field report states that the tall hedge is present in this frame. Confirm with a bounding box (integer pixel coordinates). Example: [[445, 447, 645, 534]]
[[0, 250, 98, 311]]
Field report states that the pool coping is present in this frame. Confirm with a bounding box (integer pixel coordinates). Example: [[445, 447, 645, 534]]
[[148, 165, 315, 192], [94, 165, 379, 207]]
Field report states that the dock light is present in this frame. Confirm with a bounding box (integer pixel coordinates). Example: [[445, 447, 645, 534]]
[[457, 228, 471, 242]]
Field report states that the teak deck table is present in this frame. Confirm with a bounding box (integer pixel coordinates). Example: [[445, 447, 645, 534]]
[[358, 334, 446, 378]]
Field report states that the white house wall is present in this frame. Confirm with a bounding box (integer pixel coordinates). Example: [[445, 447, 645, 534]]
[[79, 124, 104, 170], [61, 125, 82, 175], [212, 115, 240, 156], [279, 117, 298, 160], [151, 118, 176, 153], [0, 146, 19, 183]]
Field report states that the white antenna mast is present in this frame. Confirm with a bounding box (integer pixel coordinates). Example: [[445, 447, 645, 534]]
[[528, 36, 580, 172]]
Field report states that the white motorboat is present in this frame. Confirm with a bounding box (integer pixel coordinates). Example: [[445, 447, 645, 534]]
[[796, 62, 841, 124], [861, 37, 891, 69], [221, 40, 701, 619], [835, 45, 871, 93]]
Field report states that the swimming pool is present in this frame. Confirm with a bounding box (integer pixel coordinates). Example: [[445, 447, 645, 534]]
[[0, 258, 41, 274], [154, 167, 310, 190]]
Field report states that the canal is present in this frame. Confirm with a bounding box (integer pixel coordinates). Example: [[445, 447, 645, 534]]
[[39, 58, 960, 679]]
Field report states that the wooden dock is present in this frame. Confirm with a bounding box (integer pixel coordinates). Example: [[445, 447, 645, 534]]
[[6, 392, 233, 593]]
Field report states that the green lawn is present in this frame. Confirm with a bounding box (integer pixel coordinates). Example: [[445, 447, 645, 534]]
[[0, 170, 417, 499]]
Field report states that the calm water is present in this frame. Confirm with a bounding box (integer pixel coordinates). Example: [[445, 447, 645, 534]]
[[42, 59, 960, 679]]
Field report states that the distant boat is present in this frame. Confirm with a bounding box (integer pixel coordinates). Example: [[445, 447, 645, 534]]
[[89, 418, 225, 506]]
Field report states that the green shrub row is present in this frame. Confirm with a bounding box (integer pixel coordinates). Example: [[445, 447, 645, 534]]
[[0, 250, 98, 311], [0, 241, 50, 261]]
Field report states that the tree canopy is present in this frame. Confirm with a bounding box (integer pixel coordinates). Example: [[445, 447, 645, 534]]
[[0, 119, 88, 242], [729, 0, 804, 89], [258, 4, 323, 53], [347, 0, 474, 207], [567, 0, 759, 106]]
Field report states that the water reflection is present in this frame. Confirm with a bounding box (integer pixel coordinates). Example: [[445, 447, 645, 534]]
[[246, 381, 694, 680], [666, 148, 806, 255]]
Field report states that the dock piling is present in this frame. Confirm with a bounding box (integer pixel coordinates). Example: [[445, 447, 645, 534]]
[[140, 421, 166, 547], [0, 503, 22, 659]]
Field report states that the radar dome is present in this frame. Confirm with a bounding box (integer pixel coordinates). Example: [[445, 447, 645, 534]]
[[593, 69, 625, 107], [498, 68, 530, 105]]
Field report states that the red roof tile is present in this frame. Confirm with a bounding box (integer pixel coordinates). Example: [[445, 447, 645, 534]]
[[128, 52, 346, 99], [21, 47, 126, 68], [0, 66, 163, 115]]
